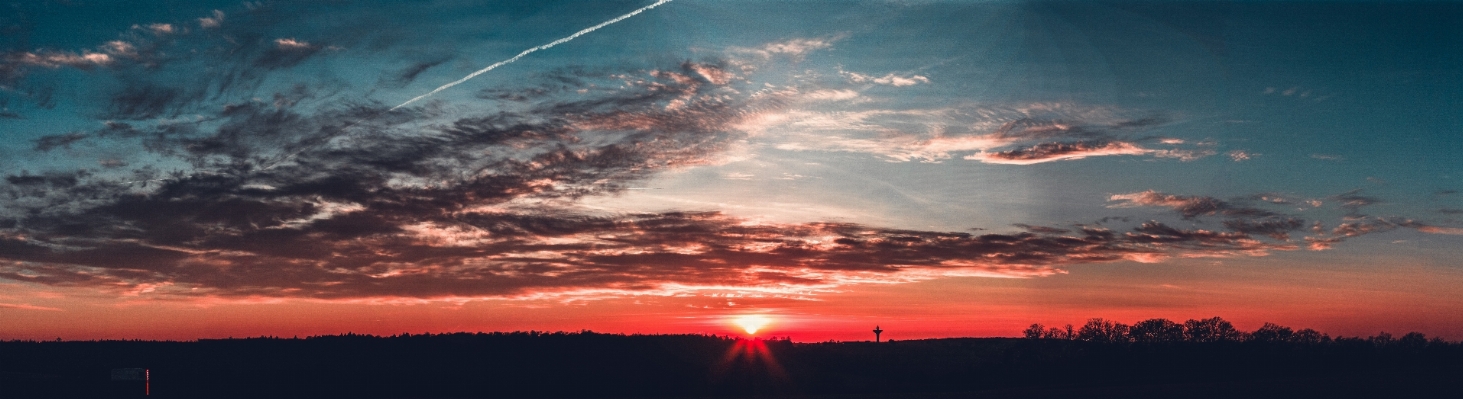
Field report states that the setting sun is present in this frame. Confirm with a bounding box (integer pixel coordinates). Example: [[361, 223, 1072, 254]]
[[733, 315, 772, 335]]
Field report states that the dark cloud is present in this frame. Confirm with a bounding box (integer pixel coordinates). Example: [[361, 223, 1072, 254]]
[[1334, 189, 1381, 214], [1013, 224, 1071, 234], [5, 170, 84, 187], [1222, 217, 1306, 240], [254, 38, 324, 70], [1304, 217, 1405, 250], [270, 83, 317, 109], [0, 208, 1309, 299], [33, 132, 88, 151], [380, 57, 450, 88], [984, 140, 1148, 163], [1441, 208, 1463, 215], [106, 84, 201, 120], [1109, 190, 1276, 219], [1111, 189, 1455, 249], [961, 115, 1214, 164], [0, 110, 20, 119], [982, 116, 1163, 144]]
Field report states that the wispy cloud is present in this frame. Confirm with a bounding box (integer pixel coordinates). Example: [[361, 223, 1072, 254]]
[[971, 141, 1151, 165], [842, 70, 929, 86], [0, 302, 64, 311], [1416, 226, 1463, 235], [728, 37, 838, 59], [754, 98, 1214, 165], [139, 23, 175, 35], [1108, 189, 1456, 249]]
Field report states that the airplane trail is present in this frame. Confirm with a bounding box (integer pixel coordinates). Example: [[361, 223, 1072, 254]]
[[391, 0, 674, 111]]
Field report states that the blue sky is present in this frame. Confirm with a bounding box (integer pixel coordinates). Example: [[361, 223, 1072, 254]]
[[1, 1, 1461, 340]]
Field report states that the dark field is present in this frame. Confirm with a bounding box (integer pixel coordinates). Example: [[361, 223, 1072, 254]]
[[3, 332, 1461, 398]]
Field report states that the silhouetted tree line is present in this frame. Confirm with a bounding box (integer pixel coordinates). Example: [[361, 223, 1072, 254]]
[[3, 327, 1461, 399], [1022, 317, 1450, 348]]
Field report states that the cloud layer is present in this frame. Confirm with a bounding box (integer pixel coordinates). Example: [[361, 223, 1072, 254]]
[[2, 8, 1457, 303], [0, 48, 1327, 301]]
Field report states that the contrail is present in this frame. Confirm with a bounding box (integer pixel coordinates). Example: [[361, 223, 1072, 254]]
[[391, 0, 674, 111]]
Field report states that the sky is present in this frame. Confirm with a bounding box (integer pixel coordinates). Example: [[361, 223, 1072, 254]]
[[1, 0, 1461, 342]]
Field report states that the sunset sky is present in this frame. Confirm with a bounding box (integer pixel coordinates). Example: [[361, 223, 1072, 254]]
[[2, 0, 1461, 342]]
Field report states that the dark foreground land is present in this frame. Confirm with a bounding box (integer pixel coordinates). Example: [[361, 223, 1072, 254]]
[[3, 332, 1461, 398]]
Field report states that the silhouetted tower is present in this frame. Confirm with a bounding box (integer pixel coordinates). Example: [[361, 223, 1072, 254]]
[[873, 326, 883, 342]]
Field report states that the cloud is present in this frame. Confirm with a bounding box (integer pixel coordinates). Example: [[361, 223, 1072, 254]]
[[1108, 190, 1276, 219], [800, 89, 861, 102], [1, 12, 198, 89], [274, 38, 313, 50], [0, 52, 1325, 302], [3, 13, 1451, 305], [33, 132, 90, 152], [379, 57, 451, 88], [6, 51, 113, 69], [106, 85, 200, 120], [140, 23, 175, 35], [2, 3, 404, 113], [1013, 224, 1070, 234], [729, 37, 837, 59], [1334, 189, 1381, 214], [1304, 217, 1404, 250], [0, 58, 784, 298], [0, 49, 114, 88], [0, 302, 63, 311], [0, 207, 1312, 300], [1417, 226, 1463, 235], [1222, 217, 1305, 240], [254, 38, 324, 70], [843, 71, 930, 87], [756, 100, 1213, 165], [971, 141, 1151, 165], [199, 10, 225, 29], [1110, 189, 1453, 249]]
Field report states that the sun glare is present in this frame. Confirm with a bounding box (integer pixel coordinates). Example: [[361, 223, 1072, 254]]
[[733, 315, 772, 335]]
